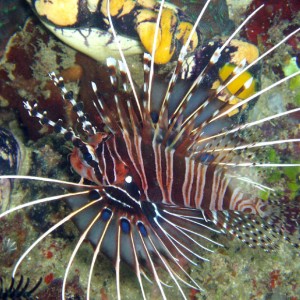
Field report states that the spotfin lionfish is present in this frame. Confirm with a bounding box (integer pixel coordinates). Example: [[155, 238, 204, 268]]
[[1, 0, 300, 299]]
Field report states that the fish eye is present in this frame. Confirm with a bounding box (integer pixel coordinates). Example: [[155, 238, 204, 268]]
[[125, 175, 133, 183], [124, 175, 141, 199]]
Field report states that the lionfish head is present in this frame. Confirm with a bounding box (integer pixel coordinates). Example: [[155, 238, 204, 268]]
[[1, 0, 299, 299]]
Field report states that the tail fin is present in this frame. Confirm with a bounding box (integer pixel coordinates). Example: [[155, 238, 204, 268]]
[[204, 197, 300, 251], [265, 198, 300, 248]]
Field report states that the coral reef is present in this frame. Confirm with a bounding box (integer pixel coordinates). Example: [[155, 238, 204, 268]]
[[242, 0, 300, 51]]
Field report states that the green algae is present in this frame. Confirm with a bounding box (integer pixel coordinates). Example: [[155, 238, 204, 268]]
[[283, 56, 300, 106]]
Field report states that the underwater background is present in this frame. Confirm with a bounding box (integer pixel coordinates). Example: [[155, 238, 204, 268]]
[[0, 0, 299, 299]]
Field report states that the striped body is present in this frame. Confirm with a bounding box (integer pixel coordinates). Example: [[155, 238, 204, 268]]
[[71, 117, 266, 215]]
